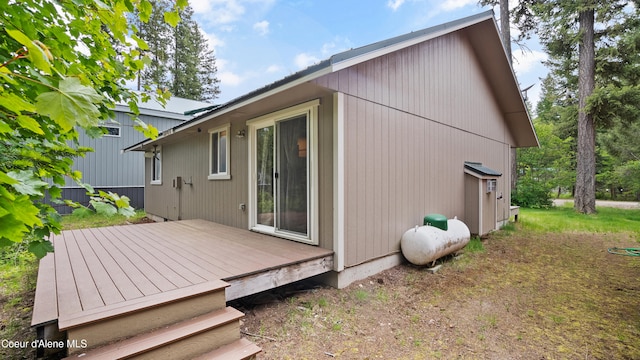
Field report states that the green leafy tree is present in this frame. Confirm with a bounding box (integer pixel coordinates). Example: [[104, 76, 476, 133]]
[[614, 161, 640, 200], [514, 120, 573, 207], [0, 0, 185, 257]]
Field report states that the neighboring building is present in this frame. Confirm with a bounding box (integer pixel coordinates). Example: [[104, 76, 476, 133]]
[[125, 11, 538, 288], [51, 96, 212, 214]]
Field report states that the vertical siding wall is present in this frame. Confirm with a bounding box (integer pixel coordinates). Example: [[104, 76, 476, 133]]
[[46, 113, 183, 213], [145, 121, 249, 228], [144, 94, 335, 250], [72, 113, 181, 188], [315, 32, 515, 267]]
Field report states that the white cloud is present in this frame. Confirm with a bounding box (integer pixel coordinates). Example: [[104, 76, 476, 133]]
[[266, 64, 282, 73], [216, 59, 245, 87], [192, 0, 276, 26], [200, 29, 225, 49], [219, 71, 243, 87], [440, 0, 477, 12], [294, 53, 321, 69], [512, 49, 547, 75], [190, 0, 212, 14], [253, 20, 270, 36], [387, 0, 405, 11], [191, 0, 246, 25]]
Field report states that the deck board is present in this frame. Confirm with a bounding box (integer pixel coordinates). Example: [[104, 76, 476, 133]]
[[119, 224, 218, 281], [133, 222, 253, 273], [107, 226, 207, 285], [73, 229, 125, 305], [85, 227, 162, 297], [65, 231, 105, 311], [122, 224, 236, 279], [33, 220, 333, 328], [100, 226, 182, 292], [53, 233, 83, 316], [81, 228, 144, 300]]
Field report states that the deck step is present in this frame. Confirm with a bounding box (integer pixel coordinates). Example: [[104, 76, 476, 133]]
[[193, 338, 262, 360], [63, 280, 229, 352], [64, 307, 246, 360]]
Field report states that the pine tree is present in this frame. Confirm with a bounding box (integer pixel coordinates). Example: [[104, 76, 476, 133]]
[[136, 1, 220, 102], [513, 0, 637, 213], [137, 0, 172, 92], [197, 36, 222, 102], [170, 5, 220, 101]]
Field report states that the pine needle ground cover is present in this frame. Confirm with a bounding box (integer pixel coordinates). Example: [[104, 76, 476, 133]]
[[238, 207, 640, 359]]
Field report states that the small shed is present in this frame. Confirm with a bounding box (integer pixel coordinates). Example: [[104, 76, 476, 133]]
[[464, 161, 503, 235]]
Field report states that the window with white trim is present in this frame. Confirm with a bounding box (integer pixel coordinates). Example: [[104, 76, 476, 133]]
[[208, 124, 231, 180], [151, 146, 162, 184], [100, 125, 121, 137]]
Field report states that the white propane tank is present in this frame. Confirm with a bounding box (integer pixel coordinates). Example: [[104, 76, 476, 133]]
[[400, 217, 471, 266]]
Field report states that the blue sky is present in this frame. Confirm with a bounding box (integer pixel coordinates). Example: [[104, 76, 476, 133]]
[[190, 0, 548, 109]]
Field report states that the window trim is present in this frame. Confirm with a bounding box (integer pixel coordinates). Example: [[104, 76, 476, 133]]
[[100, 125, 121, 137], [150, 146, 162, 185], [208, 124, 231, 180]]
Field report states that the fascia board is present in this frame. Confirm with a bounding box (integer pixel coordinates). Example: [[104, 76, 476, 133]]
[[331, 13, 494, 72]]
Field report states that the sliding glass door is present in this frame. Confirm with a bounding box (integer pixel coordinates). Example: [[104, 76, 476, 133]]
[[249, 101, 318, 244], [276, 115, 308, 235]]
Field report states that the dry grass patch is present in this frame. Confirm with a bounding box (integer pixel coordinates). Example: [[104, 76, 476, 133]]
[[237, 224, 640, 359]]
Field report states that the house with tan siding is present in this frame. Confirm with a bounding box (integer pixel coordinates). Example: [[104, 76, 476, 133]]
[[126, 10, 538, 288]]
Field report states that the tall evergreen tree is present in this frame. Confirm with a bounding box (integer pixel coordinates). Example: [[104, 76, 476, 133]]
[[196, 34, 222, 102], [171, 5, 220, 101], [137, 0, 172, 92], [136, 1, 220, 102], [513, 0, 638, 213]]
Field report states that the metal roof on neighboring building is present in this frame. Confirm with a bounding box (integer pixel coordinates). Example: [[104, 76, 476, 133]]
[[115, 93, 213, 120]]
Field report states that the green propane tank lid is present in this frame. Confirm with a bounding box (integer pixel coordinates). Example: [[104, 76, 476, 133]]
[[423, 214, 448, 231]]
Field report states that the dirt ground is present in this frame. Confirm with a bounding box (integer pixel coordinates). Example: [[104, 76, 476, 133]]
[[234, 227, 640, 359]]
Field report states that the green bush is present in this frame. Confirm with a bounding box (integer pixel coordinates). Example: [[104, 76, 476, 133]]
[[512, 176, 553, 208]]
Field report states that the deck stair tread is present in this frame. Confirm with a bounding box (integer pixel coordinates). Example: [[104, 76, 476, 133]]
[[63, 307, 245, 359], [192, 338, 262, 360], [59, 279, 229, 330]]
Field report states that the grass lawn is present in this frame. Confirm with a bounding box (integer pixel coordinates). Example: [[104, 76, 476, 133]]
[[520, 203, 640, 234], [60, 209, 148, 230]]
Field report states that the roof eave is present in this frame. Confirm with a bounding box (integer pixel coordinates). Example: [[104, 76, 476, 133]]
[[331, 10, 495, 72], [464, 18, 539, 148], [123, 62, 334, 152]]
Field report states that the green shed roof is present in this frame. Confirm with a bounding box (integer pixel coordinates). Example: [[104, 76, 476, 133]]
[[464, 162, 502, 177]]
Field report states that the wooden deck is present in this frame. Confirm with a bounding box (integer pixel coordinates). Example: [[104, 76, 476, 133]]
[[32, 219, 333, 329]]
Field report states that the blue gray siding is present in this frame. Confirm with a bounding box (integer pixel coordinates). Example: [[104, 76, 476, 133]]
[[47, 112, 185, 214]]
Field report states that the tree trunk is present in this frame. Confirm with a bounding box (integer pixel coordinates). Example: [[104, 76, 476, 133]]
[[500, 0, 511, 64], [499, 0, 518, 196], [574, 9, 596, 214]]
